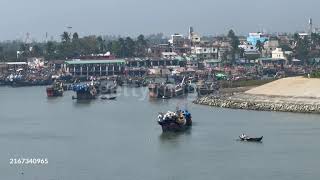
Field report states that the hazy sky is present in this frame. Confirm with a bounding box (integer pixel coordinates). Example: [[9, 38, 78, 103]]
[[1, 0, 319, 41]]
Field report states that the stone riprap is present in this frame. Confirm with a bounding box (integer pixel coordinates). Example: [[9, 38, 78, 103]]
[[194, 93, 320, 114]]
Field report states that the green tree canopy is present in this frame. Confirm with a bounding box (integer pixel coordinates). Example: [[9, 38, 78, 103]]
[[227, 29, 240, 64]]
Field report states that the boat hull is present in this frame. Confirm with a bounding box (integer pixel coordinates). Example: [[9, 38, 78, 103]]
[[159, 122, 192, 132], [158, 118, 192, 132], [76, 91, 97, 100], [46, 87, 63, 97], [239, 136, 263, 142], [148, 84, 186, 99]]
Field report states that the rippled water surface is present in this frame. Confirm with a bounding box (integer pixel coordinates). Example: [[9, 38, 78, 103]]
[[0, 86, 319, 180]]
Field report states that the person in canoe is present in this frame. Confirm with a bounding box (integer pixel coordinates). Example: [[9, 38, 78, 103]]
[[240, 133, 248, 139], [239, 134, 263, 142]]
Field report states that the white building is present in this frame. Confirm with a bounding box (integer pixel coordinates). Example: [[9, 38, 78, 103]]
[[168, 34, 185, 47], [188, 26, 201, 44], [191, 46, 218, 59], [238, 44, 258, 52], [272, 48, 292, 60], [272, 48, 285, 59], [263, 39, 279, 57]]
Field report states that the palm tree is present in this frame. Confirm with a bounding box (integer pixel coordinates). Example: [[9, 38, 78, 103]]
[[135, 35, 147, 57], [61, 31, 71, 43], [125, 37, 135, 57], [255, 40, 264, 55], [96, 36, 106, 53], [293, 33, 300, 47], [227, 29, 240, 64], [72, 32, 79, 41]]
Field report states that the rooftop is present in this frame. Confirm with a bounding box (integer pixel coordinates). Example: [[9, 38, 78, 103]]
[[65, 59, 126, 65], [204, 59, 221, 63], [3, 62, 28, 65]]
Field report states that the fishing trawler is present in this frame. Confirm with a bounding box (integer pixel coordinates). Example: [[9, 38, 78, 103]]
[[148, 77, 189, 99], [72, 82, 97, 100], [196, 80, 219, 96], [157, 109, 192, 132], [98, 80, 117, 94], [46, 81, 64, 97]]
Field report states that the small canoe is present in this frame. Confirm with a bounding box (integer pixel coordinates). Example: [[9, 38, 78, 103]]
[[239, 136, 263, 142], [101, 96, 117, 100]]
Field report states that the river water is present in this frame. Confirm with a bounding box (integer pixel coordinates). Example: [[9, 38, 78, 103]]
[[0, 86, 320, 180]]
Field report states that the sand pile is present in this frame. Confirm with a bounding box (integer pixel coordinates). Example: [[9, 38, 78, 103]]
[[246, 77, 320, 98]]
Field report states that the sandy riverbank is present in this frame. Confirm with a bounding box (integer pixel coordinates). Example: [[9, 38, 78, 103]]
[[246, 76, 320, 98], [194, 77, 320, 113]]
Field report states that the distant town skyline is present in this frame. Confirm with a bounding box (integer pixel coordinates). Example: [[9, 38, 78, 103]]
[[1, 0, 319, 41]]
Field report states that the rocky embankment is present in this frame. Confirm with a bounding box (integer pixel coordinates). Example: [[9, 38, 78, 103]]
[[194, 93, 320, 114], [194, 77, 320, 114]]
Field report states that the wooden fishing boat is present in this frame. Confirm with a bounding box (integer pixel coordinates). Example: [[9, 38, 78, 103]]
[[239, 136, 263, 142], [46, 82, 64, 97], [101, 96, 117, 100], [157, 110, 192, 132]]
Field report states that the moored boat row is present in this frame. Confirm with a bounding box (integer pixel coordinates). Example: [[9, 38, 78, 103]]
[[148, 76, 195, 99]]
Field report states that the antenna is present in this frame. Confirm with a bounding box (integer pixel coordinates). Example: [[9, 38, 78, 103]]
[[45, 32, 48, 43], [309, 18, 313, 34], [25, 32, 31, 44]]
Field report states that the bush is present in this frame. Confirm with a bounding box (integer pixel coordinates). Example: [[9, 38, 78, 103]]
[[310, 71, 320, 78]]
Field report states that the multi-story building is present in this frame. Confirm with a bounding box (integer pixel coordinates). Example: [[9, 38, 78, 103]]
[[65, 59, 126, 77], [169, 34, 185, 47], [263, 39, 280, 57], [188, 27, 201, 45], [272, 48, 293, 62], [247, 32, 269, 46], [191, 46, 218, 60]]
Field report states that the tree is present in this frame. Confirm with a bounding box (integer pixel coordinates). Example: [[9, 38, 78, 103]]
[[293, 33, 299, 43], [239, 48, 245, 58], [227, 29, 240, 64], [111, 40, 121, 57], [125, 37, 135, 57], [135, 34, 147, 57], [61, 32, 71, 43], [311, 33, 320, 49], [31, 45, 42, 57], [118, 38, 126, 57], [294, 36, 310, 63], [255, 40, 264, 54], [45, 41, 57, 60], [72, 32, 79, 41], [106, 41, 113, 52], [96, 36, 106, 53], [221, 49, 230, 64], [78, 36, 99, 55]]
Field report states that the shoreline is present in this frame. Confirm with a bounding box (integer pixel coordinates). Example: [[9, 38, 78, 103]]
[[193, 89, 320, 114]]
